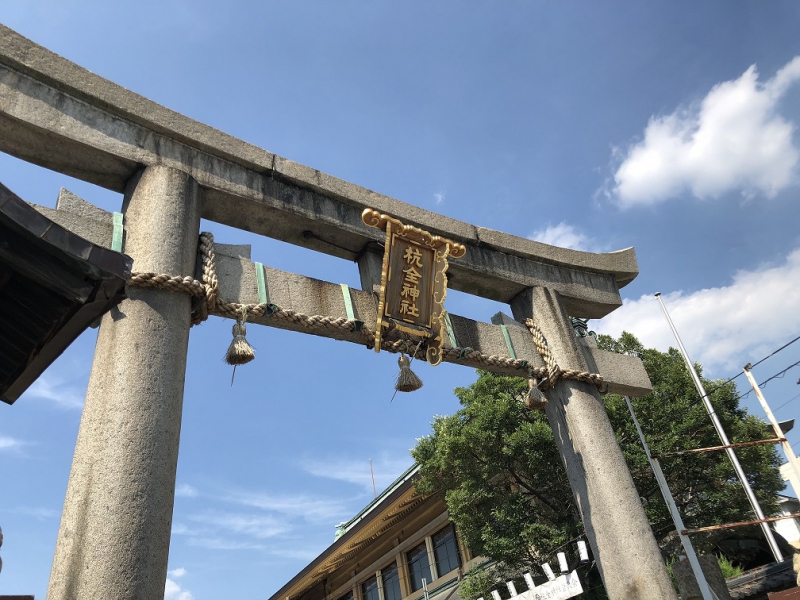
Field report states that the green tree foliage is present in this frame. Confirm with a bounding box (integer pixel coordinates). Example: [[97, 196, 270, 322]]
[[412, 369, 577, 569], [599, 333, 782, 555], [411, 332, 783, 598]]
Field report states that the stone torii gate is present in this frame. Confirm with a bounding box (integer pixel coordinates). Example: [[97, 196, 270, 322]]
[[0, 26, 676, 600]]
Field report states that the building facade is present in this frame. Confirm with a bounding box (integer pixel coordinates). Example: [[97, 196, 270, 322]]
[[269, 466, 483, 600]]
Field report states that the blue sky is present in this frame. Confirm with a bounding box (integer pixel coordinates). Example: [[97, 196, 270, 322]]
[[2, 2, 800, 599]]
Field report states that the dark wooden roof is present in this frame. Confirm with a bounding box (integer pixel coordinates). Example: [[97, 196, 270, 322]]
[[728, 559, 797, 599], [0, 181, 131, 404]]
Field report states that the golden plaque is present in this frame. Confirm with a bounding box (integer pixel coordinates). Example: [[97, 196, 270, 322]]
[[362, 209, 466, 366]]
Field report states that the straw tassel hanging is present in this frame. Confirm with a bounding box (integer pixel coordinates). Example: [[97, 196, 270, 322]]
[[395, 354, 423, 392], [525, 380, 547, 411], [225, 307, 256, 366]]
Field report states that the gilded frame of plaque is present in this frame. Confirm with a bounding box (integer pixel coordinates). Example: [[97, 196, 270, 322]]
[[362, 209, 466, 366]]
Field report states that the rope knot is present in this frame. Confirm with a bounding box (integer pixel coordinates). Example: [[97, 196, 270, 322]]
[[524, 318, 605, 393], [126, 232, 604, 394]]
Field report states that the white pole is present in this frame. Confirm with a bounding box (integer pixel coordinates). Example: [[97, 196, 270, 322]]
[[743, 365, 800, 498], [624, 396, 714, 600], [654, 293, 784, 562]]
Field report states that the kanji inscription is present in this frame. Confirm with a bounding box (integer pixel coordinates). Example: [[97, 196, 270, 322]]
[[362, 209, 466, 365], [386, 238, 434, 327]]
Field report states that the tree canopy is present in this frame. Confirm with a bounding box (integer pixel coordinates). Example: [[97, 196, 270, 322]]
[[411, 332, 783, 598]]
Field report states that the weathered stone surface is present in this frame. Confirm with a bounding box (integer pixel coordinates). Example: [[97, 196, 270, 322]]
[[587, 342, 653, 397], [31, 193, 652, 396], [216, 243, 252, 260], [31, 189, 115, 249], [0, 24, 638, 317], [356, 250, 383, 294], [450, 243, 623, 318], [47, 167, 201, 600], [56, 188, 112, 224], [673, 555, 731, 600], [477, 227, 638, 287], [0, 23, 664, 597], [511, 287, 675, 600]]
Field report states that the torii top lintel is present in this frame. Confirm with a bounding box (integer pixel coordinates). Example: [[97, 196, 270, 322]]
[[0, 25, 637, 318]]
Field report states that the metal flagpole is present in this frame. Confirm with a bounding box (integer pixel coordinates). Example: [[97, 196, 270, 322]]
[[742, 364, 800, 498], [624, 396, 714, 600], [654, 293, 784, 562]]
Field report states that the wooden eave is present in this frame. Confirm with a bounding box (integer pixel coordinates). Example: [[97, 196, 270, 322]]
[[270, 471, 442, 600], [0, 182, 132, 404]]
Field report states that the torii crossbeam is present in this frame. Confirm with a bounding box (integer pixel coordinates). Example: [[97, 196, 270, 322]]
[[0, 25, 676, 600]]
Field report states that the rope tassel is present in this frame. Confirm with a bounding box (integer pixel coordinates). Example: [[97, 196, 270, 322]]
[[126, 232, 604, 393], [525, 380, 547, 411], [395, 354, 423, 392], [225, 308, 256, 366]]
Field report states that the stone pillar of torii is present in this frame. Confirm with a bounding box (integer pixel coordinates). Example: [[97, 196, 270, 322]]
[[0, 25, 677, 600]]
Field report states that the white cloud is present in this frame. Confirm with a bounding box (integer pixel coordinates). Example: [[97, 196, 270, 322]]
[[173, 511, 283, 552], [223, 489, 350, 523], [529, 222, 596, 251], [0, 436, 24, 451], [187, 537, 267, 551], [170, 484, 358, 557], [267, 547, 323, 562], [165, 577, 194, 600], [188, 512, 289, 539], [433, 192, 445, 204], [610, 56, 800, 207], [8, 506, 58, 519], [168, 567, 187, 578], [175, 484, 199, 498], [300, 454, 412, 495], [25, 372, 85, 409], [171, 522, 196, 536], [595, 248, 800, 373]]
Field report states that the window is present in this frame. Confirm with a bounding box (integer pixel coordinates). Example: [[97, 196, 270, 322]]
[[339, 593, 354, 600], [381, 563, 402, 600], [406, 541, 432, 592], [362, 576, 380, 600], [432, 526, 460, 576]]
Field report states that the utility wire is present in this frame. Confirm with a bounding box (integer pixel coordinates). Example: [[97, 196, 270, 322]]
[[682, 334, 800, 408], [639, 335, 800, 442], [686, 372, 744, 408], [760, 358, 800, 387], [749, 334, 800, 371], [740, 358, 800, 400], [774, 392, 800, 414]]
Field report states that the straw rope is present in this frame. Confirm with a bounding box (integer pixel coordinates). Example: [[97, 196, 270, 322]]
[[126, 232, 605, 390], [525, 318, 606, 391]]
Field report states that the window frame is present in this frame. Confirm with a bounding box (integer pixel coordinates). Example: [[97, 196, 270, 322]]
[[361, 573, 380, 600], [431, 524, 461, 577], [326, 515, 469, 600], [405, 539, 434, 593], [380, 560, 402, 600]]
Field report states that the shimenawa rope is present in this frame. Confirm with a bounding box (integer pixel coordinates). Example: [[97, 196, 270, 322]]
[[126, 232, 605, 391]]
